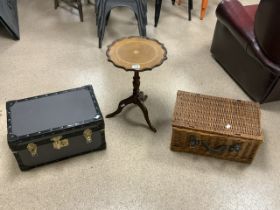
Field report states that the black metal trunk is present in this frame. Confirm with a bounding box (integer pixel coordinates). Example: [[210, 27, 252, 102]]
[[6, 85, 106, 171]]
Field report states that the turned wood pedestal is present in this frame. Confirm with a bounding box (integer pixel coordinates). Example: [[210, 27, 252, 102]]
[[106, 36, 167, 132]]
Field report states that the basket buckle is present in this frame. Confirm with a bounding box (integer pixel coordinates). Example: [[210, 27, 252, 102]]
[[189, 135, 200, 147], [229, 144, 241, 152]]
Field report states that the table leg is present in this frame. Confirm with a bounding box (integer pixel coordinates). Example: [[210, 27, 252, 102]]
[[135, 98, 157, 132], [106, 72, 156, 132], [106, 95, 133, 118]]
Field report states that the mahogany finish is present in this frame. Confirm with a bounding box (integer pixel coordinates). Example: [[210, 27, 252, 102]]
[[106, 37, 167, 132]]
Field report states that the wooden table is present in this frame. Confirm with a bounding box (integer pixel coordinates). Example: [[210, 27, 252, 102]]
[[106, 36, 167, 132]]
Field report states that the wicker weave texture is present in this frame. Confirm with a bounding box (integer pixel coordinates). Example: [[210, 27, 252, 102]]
[[171, 127, 262, 163], [171, 91, 263, 163], [173, 91, 262, 140]]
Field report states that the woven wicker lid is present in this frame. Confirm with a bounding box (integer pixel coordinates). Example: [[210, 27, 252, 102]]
[[173, 91, 263, 140]]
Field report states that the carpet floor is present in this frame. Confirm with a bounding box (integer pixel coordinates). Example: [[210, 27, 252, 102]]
[[0, 0, 279, 209]]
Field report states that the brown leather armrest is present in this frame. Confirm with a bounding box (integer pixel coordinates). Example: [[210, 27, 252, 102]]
[[216, 0, 255, 50]]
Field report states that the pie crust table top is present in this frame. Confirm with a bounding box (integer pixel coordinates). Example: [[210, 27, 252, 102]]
[[106, 36, 167, 72]]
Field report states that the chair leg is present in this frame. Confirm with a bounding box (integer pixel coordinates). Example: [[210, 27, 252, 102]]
[[141, 26, 146, 37], [98, 9, 110, 48], [135, 13, 142, 36], [188, 0, 193, 21], [106, 11, 111, 26], [200, 0, 208, 20], [154, 0, 162, 27], [171, 0, 175, 5], [99, 38, 102, 48], [99, 23, 106, 48], [135, 12, 146, 37], [98, 22, 104, 48], [98, 24, 104, 48], [77, 0, 83, 22], [54, 0, 59, 9]]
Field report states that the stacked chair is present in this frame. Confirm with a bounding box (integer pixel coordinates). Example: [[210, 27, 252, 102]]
[[54, 0, 94, 22], [0, 0, 20, 40], [54, 0, 84, 22], [96, 0, 147, 48], [172, 0, 193, 21], [155, 0, 193, 27]]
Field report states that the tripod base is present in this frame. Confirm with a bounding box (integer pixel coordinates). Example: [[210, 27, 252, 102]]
[[106, 71, 156, 132], [106, 91, 156, 132]]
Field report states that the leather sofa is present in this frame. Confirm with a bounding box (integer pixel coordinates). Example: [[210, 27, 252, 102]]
[[211, 0, 280, 103]]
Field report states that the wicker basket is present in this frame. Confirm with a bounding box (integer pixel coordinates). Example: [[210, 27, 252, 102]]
[[171, 91, 263, 163]]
